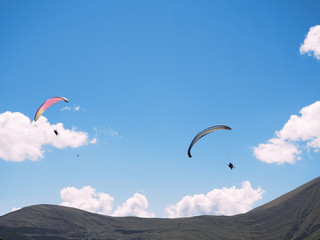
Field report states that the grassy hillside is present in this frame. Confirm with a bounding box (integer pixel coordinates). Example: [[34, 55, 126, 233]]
[[0, 177, 319, 240]]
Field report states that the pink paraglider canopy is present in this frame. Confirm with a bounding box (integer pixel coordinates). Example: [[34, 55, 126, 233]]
[[34, 97, 69, 121]]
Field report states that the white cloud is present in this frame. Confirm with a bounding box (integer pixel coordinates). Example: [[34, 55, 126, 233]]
[[112, 193, 155, 218], [165, 181, 264, 218], [254, 101, 320, 164], [60, 184, 262, 218], [277, 102, 320, 144], [60, 186, 114, 215], [253, 138, 301, 164], [300, 25, 320, 60], [0, 111, 91, 162], [60, 186, 154, 217], [61, 105, 80, 111], [107, 128, 119, 137], [61, 106, 71, 111], [92, 126, 122, 143]]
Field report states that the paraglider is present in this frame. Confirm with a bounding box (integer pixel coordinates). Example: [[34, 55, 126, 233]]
[[187, 125, 232, 158], [54, 129, 59, 136], [228, 162, 235, 170], [34, 97, 69, 121]]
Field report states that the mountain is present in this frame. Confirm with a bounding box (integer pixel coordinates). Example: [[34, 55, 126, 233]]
[[0, 177, 319, 240]]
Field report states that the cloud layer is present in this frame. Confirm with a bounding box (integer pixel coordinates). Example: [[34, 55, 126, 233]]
[[60, 182, 263, 218], [300, 25, 320, 60], [60, 186, 155, 217], [165, 181, 264, 218], [0, 111, 89, 161], [254, 101, 320, 164], [60, 186, 114, 215], [113, 193, 155, 217]]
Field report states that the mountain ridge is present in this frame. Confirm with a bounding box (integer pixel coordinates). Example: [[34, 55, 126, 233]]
[[0, 177, 319, 240]]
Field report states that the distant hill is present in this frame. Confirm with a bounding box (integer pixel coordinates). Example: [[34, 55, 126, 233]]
[[0, 177, 319, 240]]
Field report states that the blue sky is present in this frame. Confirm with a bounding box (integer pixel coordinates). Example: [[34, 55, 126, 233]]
[[1, 0, 320, 217]]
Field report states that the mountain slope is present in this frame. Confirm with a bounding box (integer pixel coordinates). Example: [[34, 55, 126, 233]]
[[0, 177, 319, 240], [233, 176, 320, 240]]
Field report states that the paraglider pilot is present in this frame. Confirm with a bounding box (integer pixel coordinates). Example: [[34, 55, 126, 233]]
[[228, 162, 235, 170]]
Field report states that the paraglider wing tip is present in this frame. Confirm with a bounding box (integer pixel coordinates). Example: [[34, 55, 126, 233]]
[[62, 97, 69, 103], [187, 146, 192, 158], [34, 109, 44, 121]]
